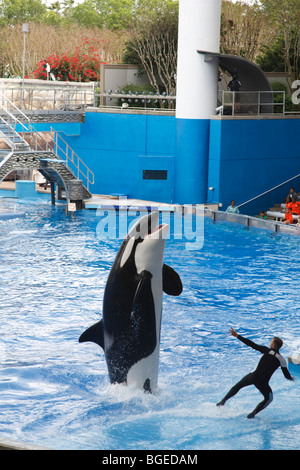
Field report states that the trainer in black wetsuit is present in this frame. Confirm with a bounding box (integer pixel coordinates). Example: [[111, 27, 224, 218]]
[[217, 328, 294, 418]]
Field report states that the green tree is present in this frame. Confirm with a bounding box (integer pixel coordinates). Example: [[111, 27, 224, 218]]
[[0, 0, 47, 26], [91, 0, 135, 30], [259, 0, 300, 80], [66, 0, 103, 28], [257, 32, 299, 76], [124, 0, 179, 97], [221, 0, 267, 61]]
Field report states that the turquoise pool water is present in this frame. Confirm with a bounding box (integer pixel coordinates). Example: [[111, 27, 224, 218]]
[[0, 200, 299, 450]]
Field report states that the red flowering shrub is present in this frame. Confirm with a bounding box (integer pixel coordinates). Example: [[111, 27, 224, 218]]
[[32, 37, 106, 82]]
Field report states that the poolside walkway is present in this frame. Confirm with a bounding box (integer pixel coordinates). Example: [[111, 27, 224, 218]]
[[84, 194, 179, 212], [1, 181, 300, 236], [0, 180, 219, 215]]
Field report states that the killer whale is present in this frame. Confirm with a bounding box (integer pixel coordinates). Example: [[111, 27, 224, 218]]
[[79, 211, 182, 392]]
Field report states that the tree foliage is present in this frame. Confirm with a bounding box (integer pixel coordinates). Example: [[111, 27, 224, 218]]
[[0, 23, 127, 78], [0, 0, 46, 26], [124, 0, 179, 96], [258, 0, 300, 80], [221, 0, 269, 61], [0, 0, 298, 84]]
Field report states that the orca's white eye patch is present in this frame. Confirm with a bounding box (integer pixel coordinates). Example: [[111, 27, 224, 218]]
[[120, 237, 135, 268]]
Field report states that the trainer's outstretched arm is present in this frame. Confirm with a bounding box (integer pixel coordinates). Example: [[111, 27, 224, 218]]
[[229, 327, 238, 337]]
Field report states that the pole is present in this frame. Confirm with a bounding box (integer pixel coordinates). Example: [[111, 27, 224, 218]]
[[21, 24, 29, 110], [50, 182, 55, 205], [174, 0, 221, 204]]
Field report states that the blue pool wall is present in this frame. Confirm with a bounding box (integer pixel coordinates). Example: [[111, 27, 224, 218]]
[[38, 112, 176, 204], [174, 118, 210, 203], [34, 111, 300, 214], [207, 117, 300, 214]]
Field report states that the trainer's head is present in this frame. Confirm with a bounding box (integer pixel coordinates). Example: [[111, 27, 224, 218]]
[[271, 337, 283, 351]]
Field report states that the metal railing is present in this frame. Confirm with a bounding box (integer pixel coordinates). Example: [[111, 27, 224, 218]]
[[50, 128, 94, 191], [0, 85, 95, 112], [97, 91, 176, 111], [0, 92, 94, 191], [218, 90, 286, 116], [0, 92, 50, 151], [0, 86, 176, 112], [237, 172, 300, 211], [2, 85, 300, 115], [0, 112, 28, 152]]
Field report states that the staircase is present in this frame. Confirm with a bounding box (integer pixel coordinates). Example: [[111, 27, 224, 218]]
[[0, 116, 30, 158], [0, 93, 94, 200]]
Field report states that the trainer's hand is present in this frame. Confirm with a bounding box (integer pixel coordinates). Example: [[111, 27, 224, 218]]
[[229, 327, 238, 337]]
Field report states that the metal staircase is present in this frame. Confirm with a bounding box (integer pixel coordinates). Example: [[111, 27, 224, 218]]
[[0, 93, 94, 200], [0, 116, 30, 157]]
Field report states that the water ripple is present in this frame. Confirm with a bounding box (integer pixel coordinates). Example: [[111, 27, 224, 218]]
[[0, 203, 299, 449]]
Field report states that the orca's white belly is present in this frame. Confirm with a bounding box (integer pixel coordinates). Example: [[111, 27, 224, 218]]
[[126, 345, 160, 392]]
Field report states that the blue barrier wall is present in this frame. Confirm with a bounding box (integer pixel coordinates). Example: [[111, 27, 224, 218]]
[[207, 116, 300, 214], [55, 111, 176, 203], [174, 118, 210, 204], [34, 112, 300, 212]]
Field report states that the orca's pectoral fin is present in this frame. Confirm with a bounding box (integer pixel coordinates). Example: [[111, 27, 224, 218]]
[[79, 319, 105, 350], [163, 264, 183, 296]]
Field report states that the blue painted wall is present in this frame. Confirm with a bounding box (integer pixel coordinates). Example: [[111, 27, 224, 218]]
[[57, 111, 176, 203], [174, 118, 210, 204], [34, 112, 300, 213], [207, 117, 300, 215]]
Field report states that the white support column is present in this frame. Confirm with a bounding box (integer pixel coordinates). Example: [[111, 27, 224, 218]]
[[176, 0, 221, 120], [174, 0, 222, 204]]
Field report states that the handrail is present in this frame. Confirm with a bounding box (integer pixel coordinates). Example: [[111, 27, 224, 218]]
[[0, 85, 94, 112], [237, 172, 300, 208], [1, 87, 176, 112], [0, 106, 30, 150], [0, 92, 31, 125], [218, 90, 286, 115], [50, 127, 94, 190], [0, 92, 94, 192], [2, 85, 300, 114], [0, 92, 50, 152]]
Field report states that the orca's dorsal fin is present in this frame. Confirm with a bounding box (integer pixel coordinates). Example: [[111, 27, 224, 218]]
[[79, 319, 105, 350], [163, 264, 183, 296]]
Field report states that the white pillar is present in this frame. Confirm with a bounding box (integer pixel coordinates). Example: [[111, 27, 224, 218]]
[[176, 0, 221, 120], [174, 0, 222, 204]]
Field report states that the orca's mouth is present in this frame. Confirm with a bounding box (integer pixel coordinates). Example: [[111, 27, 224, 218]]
[[128, 211, 169, 240], [145, 221, 169, 239], [148, 223, 167, 234]]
